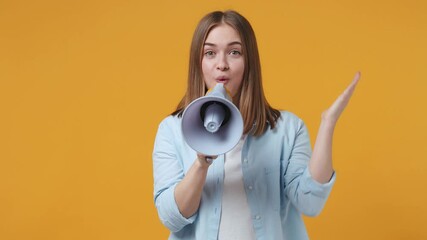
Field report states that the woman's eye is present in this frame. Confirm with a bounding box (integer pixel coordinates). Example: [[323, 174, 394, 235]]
[[204, 51, 215, 57], [230, 50, 241, 55]]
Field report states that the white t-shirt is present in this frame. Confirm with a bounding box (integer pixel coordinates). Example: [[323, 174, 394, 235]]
[[218, 135, 256, 240]]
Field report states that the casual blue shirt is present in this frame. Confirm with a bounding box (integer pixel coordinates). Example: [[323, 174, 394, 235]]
[[153, 111, 335, 240]]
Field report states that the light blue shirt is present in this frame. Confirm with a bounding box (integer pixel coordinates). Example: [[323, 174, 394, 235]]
[[153, 111, 335, 240]]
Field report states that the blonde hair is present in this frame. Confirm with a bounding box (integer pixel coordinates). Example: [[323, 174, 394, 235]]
[[172, 10, 280, 136]]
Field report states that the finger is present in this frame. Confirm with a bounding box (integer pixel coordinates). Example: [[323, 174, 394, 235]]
[[342, 71, 361, 97], [352, 71, 361, 84], [329, 72, 361, 113], [197, 154, 218, 159]]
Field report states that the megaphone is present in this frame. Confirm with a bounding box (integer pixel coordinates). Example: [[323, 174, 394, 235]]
[[182, 83, 243, 156]]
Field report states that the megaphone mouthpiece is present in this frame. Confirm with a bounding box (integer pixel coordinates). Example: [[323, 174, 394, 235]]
[[203, 102, 226, 133]]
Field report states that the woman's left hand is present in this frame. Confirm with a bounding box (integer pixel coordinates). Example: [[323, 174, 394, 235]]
[[309, 72, 361, 183], [321, 72, 361, 124]]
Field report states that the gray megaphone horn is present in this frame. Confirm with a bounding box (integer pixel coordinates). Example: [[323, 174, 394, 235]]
[[182, 83, 243, 156]]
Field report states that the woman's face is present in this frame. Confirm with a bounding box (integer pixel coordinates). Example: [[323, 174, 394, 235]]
[[202, 24, 244, 98]]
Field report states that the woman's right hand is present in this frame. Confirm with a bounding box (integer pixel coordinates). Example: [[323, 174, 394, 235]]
[[197, 153, 218, 166]]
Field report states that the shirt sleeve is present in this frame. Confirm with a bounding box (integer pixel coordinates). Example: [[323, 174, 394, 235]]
[[284, 118, 335, 217], [152, 117, 197, 232]]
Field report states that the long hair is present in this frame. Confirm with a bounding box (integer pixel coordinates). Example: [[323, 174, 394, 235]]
[[172, 10, 280, 136]]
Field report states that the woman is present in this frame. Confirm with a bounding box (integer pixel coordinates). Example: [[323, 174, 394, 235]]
[[153, 10, 360, 240]]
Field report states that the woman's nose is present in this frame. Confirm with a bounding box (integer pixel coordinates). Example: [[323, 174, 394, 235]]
[[216, 54, 229, 71]]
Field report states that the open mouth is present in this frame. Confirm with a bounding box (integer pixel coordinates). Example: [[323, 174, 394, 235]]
[[216, 77, 229, 83]]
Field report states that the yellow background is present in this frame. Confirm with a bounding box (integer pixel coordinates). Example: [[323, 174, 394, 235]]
[[1, 0, 426, 239]]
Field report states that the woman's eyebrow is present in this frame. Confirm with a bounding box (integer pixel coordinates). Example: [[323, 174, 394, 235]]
[[228, 41, 242, 46], [204, 41, 242, 47]]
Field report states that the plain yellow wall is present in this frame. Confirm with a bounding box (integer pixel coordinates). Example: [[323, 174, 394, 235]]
[[1, 0, 426, 239]]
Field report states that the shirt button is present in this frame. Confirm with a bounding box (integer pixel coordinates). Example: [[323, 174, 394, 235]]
[[243, 158, 248, 163], [255, 215, 261, 220], [248, 185, 253, 190]]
